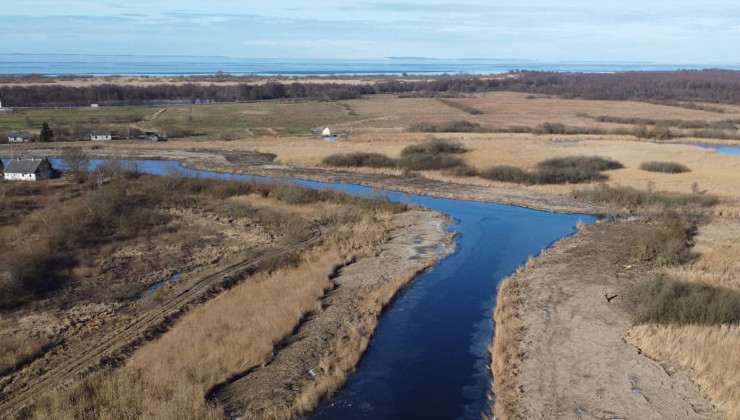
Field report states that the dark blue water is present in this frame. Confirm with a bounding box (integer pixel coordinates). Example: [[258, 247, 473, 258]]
[[2, 54, 739, 76], [9, 157, 595, 419], [684, 143, 740, 155]]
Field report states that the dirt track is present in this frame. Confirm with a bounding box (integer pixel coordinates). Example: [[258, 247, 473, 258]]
[[0, 224, 322, 419], [498, 221, 718, 419]]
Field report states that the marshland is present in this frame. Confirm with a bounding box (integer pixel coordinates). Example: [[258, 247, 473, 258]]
[[2, 70, 740, 419]]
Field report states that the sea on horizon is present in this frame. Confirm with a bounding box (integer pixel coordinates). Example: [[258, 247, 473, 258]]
[[1, 54, 739, 77]]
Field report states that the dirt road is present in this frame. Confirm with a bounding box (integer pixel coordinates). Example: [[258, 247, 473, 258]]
[[0, 224, 321, 419], [494, 221, 718, 419]]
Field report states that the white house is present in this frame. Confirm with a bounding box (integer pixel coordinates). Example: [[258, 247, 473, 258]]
[[91, 130, 112, 141], [8, 132, 30, 143], [4, 158, 55, 181], [321, 127, 331, 137]]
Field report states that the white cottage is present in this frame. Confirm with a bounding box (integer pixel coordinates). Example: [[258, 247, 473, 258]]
[[8, 132, 30, 143], [91, 130, 112, 141], [321, 127, 331, 137], [4, 158, 55, 181]]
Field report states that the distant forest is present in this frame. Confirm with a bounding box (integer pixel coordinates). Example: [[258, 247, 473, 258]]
[[3, 70, 740, 107]]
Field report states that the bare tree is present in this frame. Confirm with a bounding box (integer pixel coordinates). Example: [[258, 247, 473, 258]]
[[61, 147, 89, 182]]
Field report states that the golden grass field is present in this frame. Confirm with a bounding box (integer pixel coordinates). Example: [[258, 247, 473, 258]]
[[23, 194, 403, 419]]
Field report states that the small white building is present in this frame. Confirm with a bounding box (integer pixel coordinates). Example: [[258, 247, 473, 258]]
[[91, 130, 112, 141], [8, 132, 30, 143], [321, 127, 331, 137], [4, 158, 55, 181]]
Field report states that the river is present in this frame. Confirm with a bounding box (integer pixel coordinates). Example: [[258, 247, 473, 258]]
[[46, 157, 596, 419]]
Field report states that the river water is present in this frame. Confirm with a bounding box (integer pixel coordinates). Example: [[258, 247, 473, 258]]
[[41, 158, 595, 419]]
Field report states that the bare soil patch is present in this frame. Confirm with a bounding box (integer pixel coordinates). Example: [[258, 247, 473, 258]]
[[492, 221, 719, 419]]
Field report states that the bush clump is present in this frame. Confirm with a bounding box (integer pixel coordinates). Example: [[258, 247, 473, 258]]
[[398, 139, 468, 170], [480, 156, 622, 185], [634, 275, 740, 325], [479, 166, 531, 183], [634, 210, 694, 265], [536, 155, 624, 172], [322, 152, 397, 168], [639, 161, 690, 173]]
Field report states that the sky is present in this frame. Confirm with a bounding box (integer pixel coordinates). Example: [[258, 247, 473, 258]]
[[2, 1, 739, 63]]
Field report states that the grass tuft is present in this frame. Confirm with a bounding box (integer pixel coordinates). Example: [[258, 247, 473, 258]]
[[639, 161, 691, 173], [634, 275, 740, 325], [322, 152, 397, 168]]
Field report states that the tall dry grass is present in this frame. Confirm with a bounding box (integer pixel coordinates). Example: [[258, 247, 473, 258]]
[[629, 324, 740, 419], [488, 256, 541, 420], [29, 209, 396, 420], [630, 219, 740, 420], [0, 335, 52, 375]]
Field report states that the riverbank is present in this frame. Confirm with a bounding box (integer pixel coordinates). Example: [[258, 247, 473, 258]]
[[213, 210, 451, 419], [0, 170, 449, 419], [8, 146, 600, 214], [490, 220, 719, 419]]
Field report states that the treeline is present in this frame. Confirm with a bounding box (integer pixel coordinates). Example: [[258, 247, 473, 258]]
[[4, 70, 740, 107]]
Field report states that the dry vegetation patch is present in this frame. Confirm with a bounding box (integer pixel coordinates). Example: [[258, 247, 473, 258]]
[[629, 218, 740, 419], [1, 171, 418, 419]]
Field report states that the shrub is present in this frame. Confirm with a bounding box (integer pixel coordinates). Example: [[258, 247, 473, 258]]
[[398, 153, 464, 171], [322, 152, 397, 168], [639, 161, 690, 173], [0, 252, 75, 309], [398, 139, 467, 170], [536, 122, 566, 134], [633, 210, 694, 265], [536, 155, 623, 172], [401, 139, 467, 155], [479, 156, 621, 185], [634, 275, 740, 325], [442, 165, 479, 177], [531, 166, 608, 184], [479, 166, 532, 183]]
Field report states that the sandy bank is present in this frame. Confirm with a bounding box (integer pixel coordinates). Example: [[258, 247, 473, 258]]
[[490, 221, 719, 419], [210, 209, 451, 418]]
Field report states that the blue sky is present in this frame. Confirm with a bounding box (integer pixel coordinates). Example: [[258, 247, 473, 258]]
[[2, 1, 739, 62]]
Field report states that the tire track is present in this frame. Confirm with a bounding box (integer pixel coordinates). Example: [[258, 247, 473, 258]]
[[0, 224, 322, 419]]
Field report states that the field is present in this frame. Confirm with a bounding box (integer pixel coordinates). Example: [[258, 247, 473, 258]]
[[3, 77, 740, 419]]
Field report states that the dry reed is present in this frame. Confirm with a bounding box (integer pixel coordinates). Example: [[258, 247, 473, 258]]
[[29, 208, 398, 420]]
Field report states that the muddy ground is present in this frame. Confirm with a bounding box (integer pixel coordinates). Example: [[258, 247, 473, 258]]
[[498, 220, 719, 419]]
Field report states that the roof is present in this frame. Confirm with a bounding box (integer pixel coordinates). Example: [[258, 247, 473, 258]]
[[8, 132, 30, 138], [4, 159, 48, 174], [91, 130, 111, 136]]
